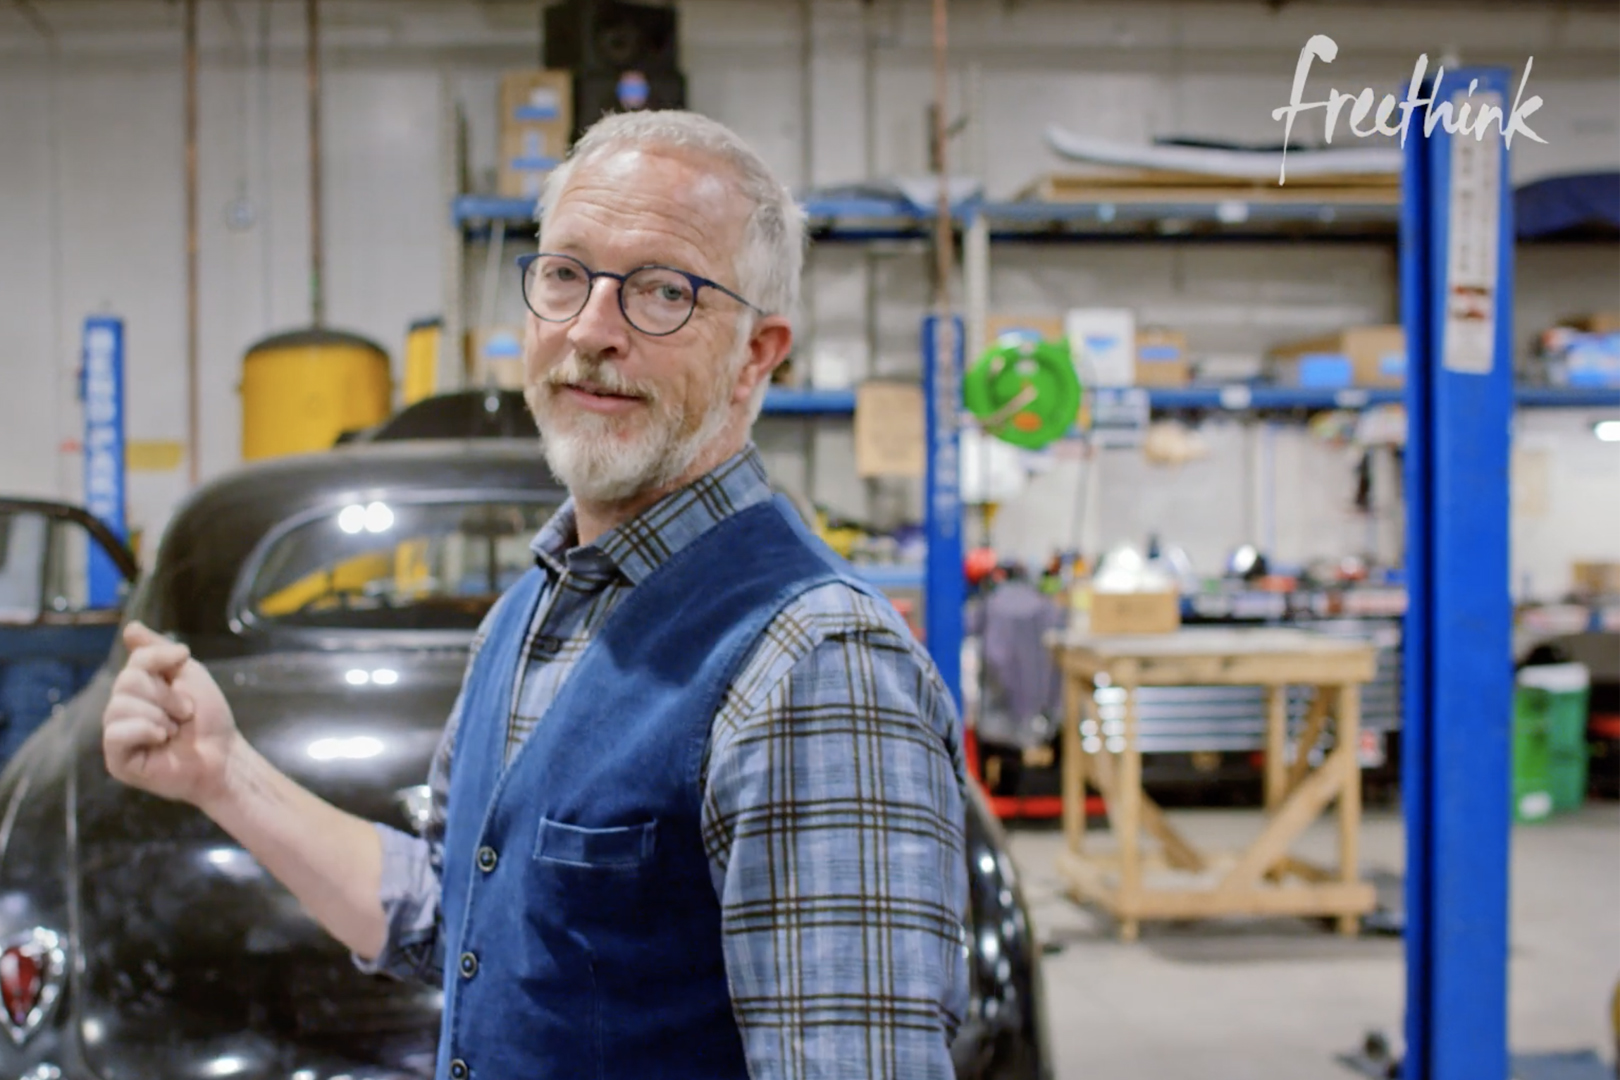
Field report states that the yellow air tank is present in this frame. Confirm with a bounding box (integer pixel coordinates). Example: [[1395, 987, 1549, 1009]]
[[241, 327, 392, 460], [402, 317, 443, 406]]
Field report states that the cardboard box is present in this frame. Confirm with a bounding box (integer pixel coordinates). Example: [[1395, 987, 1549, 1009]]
[[499, 124, 571, 199], [498, 71, 573, 199], [1135, 328, 1190, 387], [500, 70, 572, 133], [1572, 561, 1620, 599], [464, 326, 526, 388], [983, 313, 1065, 354], [1271, 325, 1406, 388], [1564, 312, 1620, 334], [1090, 589, 1181, 635], [854, 381, 925, 479], [1065, 309, 1136, 387]]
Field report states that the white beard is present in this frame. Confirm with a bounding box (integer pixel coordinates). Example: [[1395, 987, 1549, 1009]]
[[527, 335, 744, 505]]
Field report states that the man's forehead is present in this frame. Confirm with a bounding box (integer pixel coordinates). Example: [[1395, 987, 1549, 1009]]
[[543, 146, 744, 254]]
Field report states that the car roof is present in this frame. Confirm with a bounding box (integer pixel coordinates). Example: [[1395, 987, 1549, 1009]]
[[357, 389, 538, 442]]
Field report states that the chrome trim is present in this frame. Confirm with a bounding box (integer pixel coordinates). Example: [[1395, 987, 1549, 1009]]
[[0, 771, 34, 865], [1, 927, 66, 1046]]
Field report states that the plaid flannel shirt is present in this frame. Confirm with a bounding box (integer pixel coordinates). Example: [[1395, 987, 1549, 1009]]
[[363, 446, 970, 1079]]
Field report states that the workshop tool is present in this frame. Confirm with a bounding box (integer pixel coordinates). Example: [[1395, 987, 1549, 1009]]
[[964, 337, 1083, 450]]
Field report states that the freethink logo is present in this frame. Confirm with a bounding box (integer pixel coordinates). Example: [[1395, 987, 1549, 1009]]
[[1271, 34, 1546, 184]]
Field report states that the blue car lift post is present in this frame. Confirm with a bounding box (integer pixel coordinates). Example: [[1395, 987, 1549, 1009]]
[[918, 69, 1517, 1080], [1401, 68, 1515, 1080]]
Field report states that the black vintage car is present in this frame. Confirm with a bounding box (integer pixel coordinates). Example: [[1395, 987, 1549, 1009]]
[[0, 438, 1050, 1080]]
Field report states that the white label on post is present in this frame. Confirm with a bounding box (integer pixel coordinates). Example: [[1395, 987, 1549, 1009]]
[[1442, 89, 1502, 375]]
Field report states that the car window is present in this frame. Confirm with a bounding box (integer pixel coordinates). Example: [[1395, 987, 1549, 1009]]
[[0, 508, 127, 624], [0, 509, 47, 622], [242, 498, 557, 631]]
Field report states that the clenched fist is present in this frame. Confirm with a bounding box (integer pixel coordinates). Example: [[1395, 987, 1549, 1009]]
[[102, 621, 239, 808]]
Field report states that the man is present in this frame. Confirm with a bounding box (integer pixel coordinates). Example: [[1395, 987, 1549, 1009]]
[[102, 110, 968, 1079]]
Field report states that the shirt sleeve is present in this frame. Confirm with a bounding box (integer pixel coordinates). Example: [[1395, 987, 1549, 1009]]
[[351, 701, 456, 982], [352, 587, 505, 982], [702, 602, 970, 1080]]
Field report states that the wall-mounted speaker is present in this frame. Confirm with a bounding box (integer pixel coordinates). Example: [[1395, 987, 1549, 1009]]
[[543, 0, 687, 139], [544, 0, 681, 76]]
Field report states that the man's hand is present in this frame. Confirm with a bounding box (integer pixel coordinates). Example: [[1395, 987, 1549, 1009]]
[[102, 620, 239, 807]]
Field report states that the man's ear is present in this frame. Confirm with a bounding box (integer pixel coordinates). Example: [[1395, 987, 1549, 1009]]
[[734, 315, 793, 406]]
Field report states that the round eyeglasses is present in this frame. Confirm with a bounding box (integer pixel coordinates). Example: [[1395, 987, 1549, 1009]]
[[517, 252, 764, 337]]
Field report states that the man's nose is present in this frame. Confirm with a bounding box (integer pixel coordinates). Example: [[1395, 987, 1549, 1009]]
[[567, 276, 630, 358]]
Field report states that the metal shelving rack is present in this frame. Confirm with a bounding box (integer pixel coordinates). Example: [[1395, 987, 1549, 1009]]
[[443, 188, 1616, 611]]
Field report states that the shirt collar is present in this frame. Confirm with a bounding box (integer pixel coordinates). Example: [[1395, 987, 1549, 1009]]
[[529, 445, 776, 586]]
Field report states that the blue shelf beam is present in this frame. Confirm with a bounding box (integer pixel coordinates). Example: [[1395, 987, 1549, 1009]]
[[759, 388, 856, 416], [851, 564, 925, 589], [456, 190, 1615, 247], [453, 195, 538, 223], [759, 384, 1616, 419], [455, 193, 1402, 243], [1512, 386, 1620, 408]]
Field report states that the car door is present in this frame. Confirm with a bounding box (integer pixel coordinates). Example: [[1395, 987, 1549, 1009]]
[[0, 498, 139, 767]]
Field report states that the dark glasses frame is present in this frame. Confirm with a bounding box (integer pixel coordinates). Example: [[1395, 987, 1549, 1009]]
[[516, 252, 765, 337]]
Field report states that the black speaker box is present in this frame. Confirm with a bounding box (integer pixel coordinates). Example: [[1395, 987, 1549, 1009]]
[[571, 70, 687, 137], [543, 0, 681, 76]]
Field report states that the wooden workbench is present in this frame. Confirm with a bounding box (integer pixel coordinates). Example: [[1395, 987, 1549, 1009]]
[[1051, 626, 1379, 941]]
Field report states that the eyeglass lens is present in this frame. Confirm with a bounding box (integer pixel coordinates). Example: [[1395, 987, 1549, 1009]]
[[524, 254, 697, 335]]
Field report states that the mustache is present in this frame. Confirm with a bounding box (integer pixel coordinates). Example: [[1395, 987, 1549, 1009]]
[[543, 356, 656, 401]]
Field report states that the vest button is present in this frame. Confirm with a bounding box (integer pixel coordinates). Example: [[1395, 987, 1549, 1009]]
[[459, 951, 479, 978], [476, 845, 498, 872], [449, 1059, 469, 1079]]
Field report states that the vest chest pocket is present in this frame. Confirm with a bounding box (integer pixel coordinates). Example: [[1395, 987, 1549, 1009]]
[[534, 816, 658, 869]]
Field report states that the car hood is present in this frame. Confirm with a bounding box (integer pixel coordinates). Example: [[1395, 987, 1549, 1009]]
[[69, 649, 464, 1079]]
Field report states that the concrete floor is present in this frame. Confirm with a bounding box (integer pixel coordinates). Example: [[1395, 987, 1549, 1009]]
[[1004, 801, 1620, 1080]]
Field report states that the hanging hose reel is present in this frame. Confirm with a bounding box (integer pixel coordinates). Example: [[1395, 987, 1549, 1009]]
[[963, 336, 1083, 450]]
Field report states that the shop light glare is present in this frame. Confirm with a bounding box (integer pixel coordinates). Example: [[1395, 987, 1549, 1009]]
[[308, 736, 384, 762], [337, 504, 366, 534], [364, 501, 394, 533], [1593, 420, 1620, 443]]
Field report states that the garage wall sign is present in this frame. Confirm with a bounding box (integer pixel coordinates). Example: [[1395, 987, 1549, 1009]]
[[81, 316, 126, 609]]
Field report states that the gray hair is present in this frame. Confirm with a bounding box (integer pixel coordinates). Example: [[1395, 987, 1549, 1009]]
[[538, 110, 804, 325]]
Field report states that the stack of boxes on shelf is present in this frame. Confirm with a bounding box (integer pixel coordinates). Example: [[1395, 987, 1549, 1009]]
[[470, 72, 574, 390], [983, 312, 1189, 388], [497, 70, 573, 200], [1534, 311, 1620, 389], [1269, 326, 1407, 389], [982, 311, 1412, 392]]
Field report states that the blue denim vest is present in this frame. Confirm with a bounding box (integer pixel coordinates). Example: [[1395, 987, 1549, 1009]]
[[435, 497, 870, 1080]]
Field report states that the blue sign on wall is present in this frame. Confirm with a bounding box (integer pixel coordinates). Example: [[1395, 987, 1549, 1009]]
[[81, 317, 126, 608]]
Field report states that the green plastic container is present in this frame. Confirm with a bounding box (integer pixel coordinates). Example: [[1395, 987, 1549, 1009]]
[[1513, 663, 1590, 823]]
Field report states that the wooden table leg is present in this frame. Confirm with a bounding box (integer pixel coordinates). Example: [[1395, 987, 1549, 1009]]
[[1117, 666, 1142, 942], [1062, 670, 1087, 856], [1264, 684, 1288, 812], [1337, 681, 1363, 937]]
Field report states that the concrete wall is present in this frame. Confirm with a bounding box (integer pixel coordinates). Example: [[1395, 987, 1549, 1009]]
[[0, 0, 1615, 591]]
